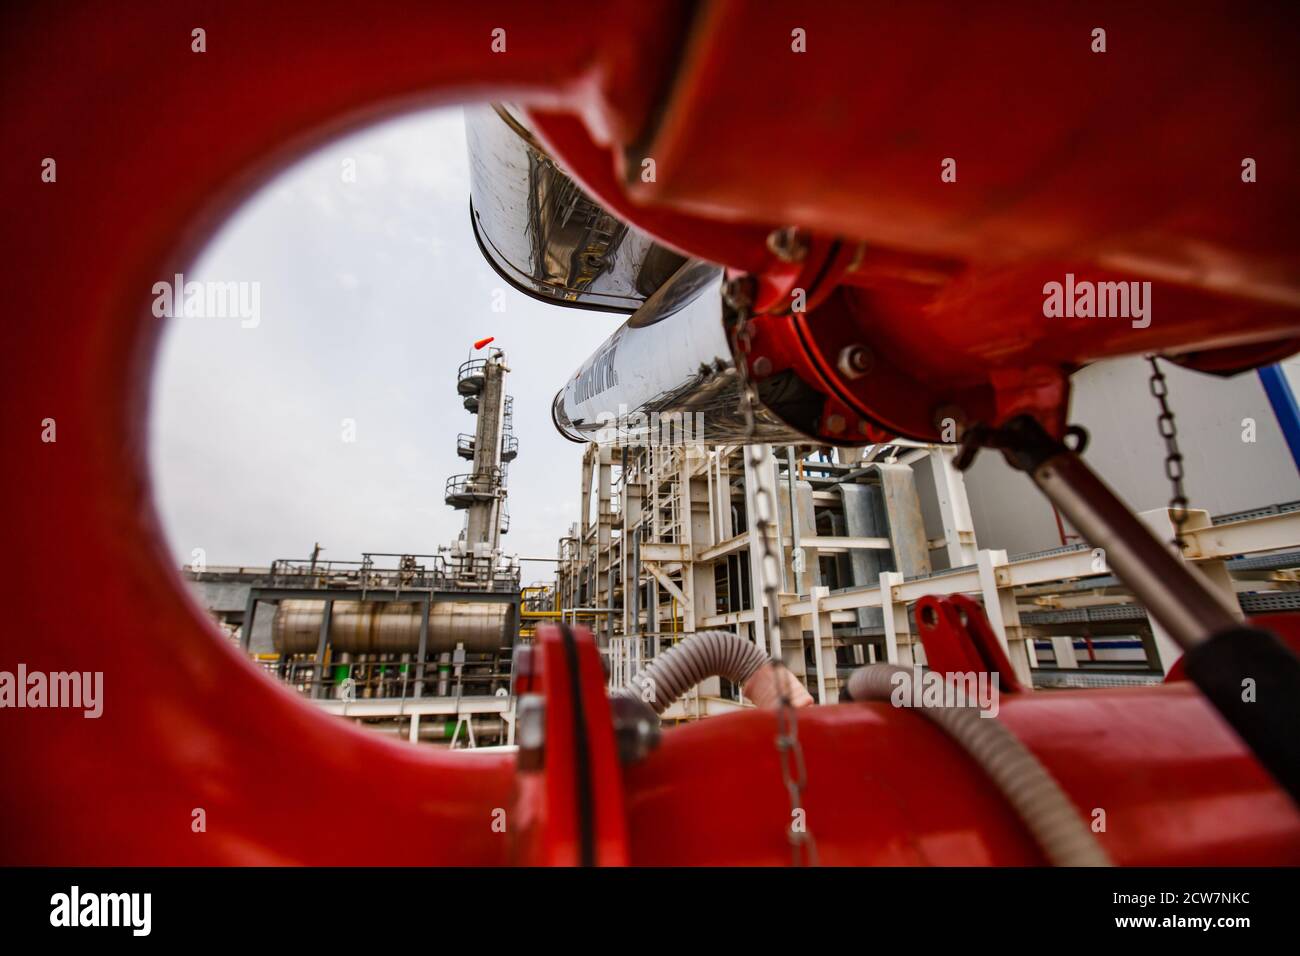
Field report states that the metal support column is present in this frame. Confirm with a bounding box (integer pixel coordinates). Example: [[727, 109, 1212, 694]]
[[413, 596, 431, 697], [976, 548, 1032, 687], [1138, 507, 1242, 673], [928, 445, 980, 567], [879, 571, 910, 665], [312, 599, 334, 700], [809, 585, 833, 703], [240, 594, 257, 652]]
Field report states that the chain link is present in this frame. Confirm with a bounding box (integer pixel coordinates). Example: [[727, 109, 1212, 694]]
[[728, 299, 759, 439], [726, 288, 781, 638], [773, 659, 819, 866], [1146, 356, 1190, 550], [727, 285, 817, 866]]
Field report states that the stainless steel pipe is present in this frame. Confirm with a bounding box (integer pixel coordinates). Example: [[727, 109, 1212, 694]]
[[1031, 450, 1239, 651]]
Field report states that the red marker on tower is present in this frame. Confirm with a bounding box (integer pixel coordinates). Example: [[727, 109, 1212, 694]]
[[474, 336, 495, 350]]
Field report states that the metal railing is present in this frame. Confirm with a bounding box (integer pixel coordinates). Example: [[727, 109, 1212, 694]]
[[445, 470, 502, 503], [269, 656, 513, 702], [182, 564, 271, 578], [263, 551, 519, 592], [460, 433, 518, 460], [457, 358, 487, 395]]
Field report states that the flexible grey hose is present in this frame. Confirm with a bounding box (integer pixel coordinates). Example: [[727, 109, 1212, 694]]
[[847, 664, 1112, 867], [613, 630, 769, 716]]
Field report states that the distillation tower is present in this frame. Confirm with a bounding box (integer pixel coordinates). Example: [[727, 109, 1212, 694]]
[[448, 348, 518, 586], [210, 348, 523, 747]]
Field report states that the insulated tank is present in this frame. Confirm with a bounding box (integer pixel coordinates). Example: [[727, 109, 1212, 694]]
[[272, 600, 511, 655]]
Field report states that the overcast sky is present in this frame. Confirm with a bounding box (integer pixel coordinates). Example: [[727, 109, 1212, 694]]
[[149, 107, 614, 583]]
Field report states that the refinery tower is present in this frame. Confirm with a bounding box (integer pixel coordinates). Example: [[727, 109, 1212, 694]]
[[187, 344, 525, 747]]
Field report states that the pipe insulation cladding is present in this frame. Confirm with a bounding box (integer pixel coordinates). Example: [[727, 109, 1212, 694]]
[[272, 601, 512, 655], [551, 272, 824, 445], [465, 103, 687, 314], [462, 102, 839, 448]]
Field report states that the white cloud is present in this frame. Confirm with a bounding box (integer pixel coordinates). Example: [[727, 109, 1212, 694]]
[[149, 107, 618, 570]]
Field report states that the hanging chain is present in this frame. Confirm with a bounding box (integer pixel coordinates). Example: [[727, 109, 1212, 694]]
[[1146, 356, 1190, 550], [725, 279, 760, 440], [773, 659, 819, 866], [726, 279, 817, 865], [725, 282, 781, 640]]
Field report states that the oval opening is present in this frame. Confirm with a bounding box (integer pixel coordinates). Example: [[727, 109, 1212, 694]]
[[149, 105, 615, 747]]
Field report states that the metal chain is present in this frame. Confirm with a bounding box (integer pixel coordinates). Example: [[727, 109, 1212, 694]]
[[727, 286, 759, 439], [773, 659, 819, 866], [726, 282, 817, 866], [725, 285, 781, 639], [1146, 356, 1190, 550]]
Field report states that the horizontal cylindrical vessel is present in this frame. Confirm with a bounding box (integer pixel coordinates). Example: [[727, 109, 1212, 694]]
[[272, 600, 511, 655]]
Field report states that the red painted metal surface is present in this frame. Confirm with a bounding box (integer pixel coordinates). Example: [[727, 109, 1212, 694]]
[[623, 683, 1300, 866], [3, 1, 1299, 865], [914, 595, 1027, 694], [529, 1, 1300, 440], [0, 0, 656, 866], [513, 626, 628, 866]]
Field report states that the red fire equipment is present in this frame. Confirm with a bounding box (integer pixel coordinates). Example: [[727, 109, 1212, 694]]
[[2, 2, 1298, 864]]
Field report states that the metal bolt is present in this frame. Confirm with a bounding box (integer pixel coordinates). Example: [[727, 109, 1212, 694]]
[[837, 344, 873, 380], [752, 355, 773, 377], [766, 227, 808, 263], [516, 694, 546, 771], [609, 696, 661, 765], [825, 414, 846, 434]]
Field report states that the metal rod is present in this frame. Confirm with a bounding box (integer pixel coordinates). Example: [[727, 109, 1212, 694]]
[[240, 594, 257, 652], [1031, 450, 1238, 652], [312, 600, 334, 699], [414, 598, 430, 699], [631, 527, 641, 640], [785, 446, 803, 596]]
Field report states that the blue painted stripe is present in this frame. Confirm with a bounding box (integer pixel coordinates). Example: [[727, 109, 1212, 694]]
[[1258, 364, 1300, 472]]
